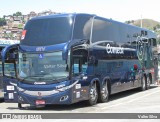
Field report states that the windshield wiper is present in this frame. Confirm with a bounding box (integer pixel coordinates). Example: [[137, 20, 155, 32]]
[[43, 76, 67, 81], [19, 76, 36, 82], [19, 74, 68, 83], [19, 75, 45, 81]]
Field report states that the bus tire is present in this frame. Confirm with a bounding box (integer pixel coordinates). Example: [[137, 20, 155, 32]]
[[98, 81, 109, 103], [87, 82, 98, 106], [18, 103, 22, 109], [140, 76, 146, 91]]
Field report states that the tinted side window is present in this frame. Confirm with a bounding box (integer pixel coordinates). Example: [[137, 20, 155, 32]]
[[73, 15, 92, 40], [92, 17, 119, 43]]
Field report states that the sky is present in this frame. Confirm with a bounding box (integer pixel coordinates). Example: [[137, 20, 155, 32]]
[[0, 0, 160, 22]]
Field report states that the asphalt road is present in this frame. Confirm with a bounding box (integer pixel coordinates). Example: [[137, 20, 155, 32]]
[[0, 85, 160, 122], [0, 85, 159, 114]]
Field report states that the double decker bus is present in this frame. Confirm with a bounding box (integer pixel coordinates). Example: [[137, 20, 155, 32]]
[[1, 13, 157, 108], [0, 40, 19, 99]]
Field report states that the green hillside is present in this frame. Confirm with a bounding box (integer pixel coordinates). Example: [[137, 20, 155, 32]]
[[126, 19, 160, 44], [133, 19, 160, 30], [126, 19, 160, 30]]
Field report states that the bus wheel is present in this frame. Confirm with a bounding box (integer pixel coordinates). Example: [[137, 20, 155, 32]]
[[18, 103, 22, 109], [141, 76, 146, 91], [87, 82, 98, 105], [98, 81, 109, 103], [146, 77, 151, 90]]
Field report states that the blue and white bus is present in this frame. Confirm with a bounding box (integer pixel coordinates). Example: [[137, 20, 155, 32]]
[[1, 13, 158, 108], [0, 40, 19, 99]]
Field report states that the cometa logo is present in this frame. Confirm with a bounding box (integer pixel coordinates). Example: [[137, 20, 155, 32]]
[[106, 43, 124, 54], [34, 82, 46, 85]]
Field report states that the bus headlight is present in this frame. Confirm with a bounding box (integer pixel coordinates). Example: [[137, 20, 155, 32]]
[[17, 87, 25, 92]]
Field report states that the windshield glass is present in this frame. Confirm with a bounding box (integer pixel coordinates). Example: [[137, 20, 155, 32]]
[[18, 51, 69, 83], [21, 16, 73, 46]]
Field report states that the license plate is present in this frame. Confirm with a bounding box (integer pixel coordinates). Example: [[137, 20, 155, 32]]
[[35, 100, 45, 105]]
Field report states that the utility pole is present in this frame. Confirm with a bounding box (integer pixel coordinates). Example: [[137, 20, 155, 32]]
[[141, 15, 143, 28]]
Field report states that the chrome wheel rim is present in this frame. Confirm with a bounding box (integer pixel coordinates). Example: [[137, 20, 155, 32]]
[[101, 82, 108, 99], [90, 84, 97, 101], [147, 78, 150, 88], [142, 77, 145, 89]]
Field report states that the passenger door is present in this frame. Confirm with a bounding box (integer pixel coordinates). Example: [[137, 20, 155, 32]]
[[2, 44, 19, 103]]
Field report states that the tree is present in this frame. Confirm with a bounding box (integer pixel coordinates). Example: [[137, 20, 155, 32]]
[[13, 11, 22, 16], [125, 20, 135, 24], [157, 37, 160, 44], [0, 18, 6, 26], [131, 20, 135, 23], [125, 20, 131, 24]]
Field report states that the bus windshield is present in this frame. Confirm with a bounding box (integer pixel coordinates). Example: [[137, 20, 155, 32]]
[[18, 51, 69, 83], [21, 17, 73, 46], [20, 14, 93, 46]]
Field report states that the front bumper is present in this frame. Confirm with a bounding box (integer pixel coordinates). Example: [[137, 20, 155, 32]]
[[18, 88, 72, 105]]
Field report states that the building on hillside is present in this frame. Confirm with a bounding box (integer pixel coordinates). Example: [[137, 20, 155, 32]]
[[0, 10, 58, 40]]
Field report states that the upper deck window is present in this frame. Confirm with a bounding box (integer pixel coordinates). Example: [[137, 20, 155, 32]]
[[92, 17, 120, 43], [21, 17, 73, 46], [72, 15, 92, 40]]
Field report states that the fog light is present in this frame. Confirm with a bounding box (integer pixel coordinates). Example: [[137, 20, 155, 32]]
[[60, 95, 69, 102]]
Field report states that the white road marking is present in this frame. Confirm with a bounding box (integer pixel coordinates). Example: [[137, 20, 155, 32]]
[[101, 88, 160, 110]]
